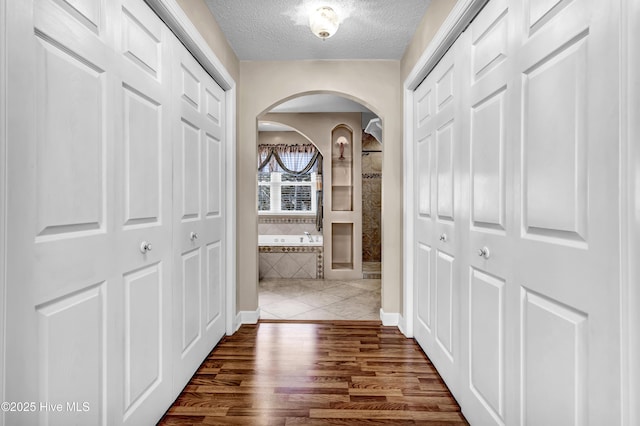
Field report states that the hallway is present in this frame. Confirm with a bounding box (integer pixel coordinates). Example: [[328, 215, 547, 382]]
[[159, 321, 468, 425], [1, 0, 637, 424]]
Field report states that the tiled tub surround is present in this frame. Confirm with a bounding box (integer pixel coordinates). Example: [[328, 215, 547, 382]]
[[259, 235, 324, 279]]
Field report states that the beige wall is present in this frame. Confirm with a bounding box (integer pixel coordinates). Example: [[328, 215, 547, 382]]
[[401, 0, 457, 82], [175, 0, 240, 82], [239, 61, 402, 313]]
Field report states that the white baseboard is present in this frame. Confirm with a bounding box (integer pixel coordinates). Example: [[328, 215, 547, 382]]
[[235, 308, 260, 331], [379, 309, 400, 326]]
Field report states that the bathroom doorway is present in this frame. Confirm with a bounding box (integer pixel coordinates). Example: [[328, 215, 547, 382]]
[[256, 94, 383, 320]]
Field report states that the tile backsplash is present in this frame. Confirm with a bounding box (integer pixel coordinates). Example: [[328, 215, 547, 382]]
[[258, 216, 319, 235]]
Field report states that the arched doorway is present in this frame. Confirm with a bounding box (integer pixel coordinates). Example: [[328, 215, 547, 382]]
[[255, 94, 383, 320]]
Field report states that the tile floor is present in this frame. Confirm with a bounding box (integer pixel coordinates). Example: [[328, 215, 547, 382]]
[[259, 278, 381, 320]]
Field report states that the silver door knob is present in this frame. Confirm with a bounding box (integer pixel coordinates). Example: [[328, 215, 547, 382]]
[[140, 241, 152, 253], [478, 247, 490, 259], [439, 233, 448, 242], [190, 232, 198, 241]]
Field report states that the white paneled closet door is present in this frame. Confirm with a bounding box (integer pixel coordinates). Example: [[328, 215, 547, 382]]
[[461, 0, 518, 423], [113, 0, 174, 423], [5, 0, 119, 423], [171, 37, 227, 395], [4, 0, 227, 424], [511, 0, 621, 423], [413, 42, 463, 395], [5, 0, 176, 423], [413, 0, 622, 424]]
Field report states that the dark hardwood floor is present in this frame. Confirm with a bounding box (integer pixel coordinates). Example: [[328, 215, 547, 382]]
[[159, 321, 468, 425]]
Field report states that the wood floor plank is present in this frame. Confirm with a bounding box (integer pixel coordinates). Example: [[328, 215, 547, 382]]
[[159, 321, 468, 425]]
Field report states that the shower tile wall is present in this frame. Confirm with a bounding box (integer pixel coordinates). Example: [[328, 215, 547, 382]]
[[362, 132, 382, 262], [362, 173, 381, 262]]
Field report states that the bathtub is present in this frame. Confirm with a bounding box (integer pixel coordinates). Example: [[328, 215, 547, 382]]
[[258, 234, 324, 279], [259, 234, 323, 247]]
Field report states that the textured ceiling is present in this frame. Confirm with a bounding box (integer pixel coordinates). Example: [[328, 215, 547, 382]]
[[204, 0, 433, 60]]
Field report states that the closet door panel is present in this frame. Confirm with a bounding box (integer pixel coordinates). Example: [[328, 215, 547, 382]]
[[522, 36, 587, 241], [416, 243, 433, 333], [463, 1, 517, 424], [435, 250, 455, 358], [436, 121, 455, 221], [5, 1, 115, 423], [417, 133, 433, 217], [414, 76, 437, 350], [122, 264, 163, 415], [436, 64, 455, 111], [469, 269, 505, 423], [180, 248, 202, 351], [36, 283, 107, 426], [180, 119, 202, 220], [172, 39, 226, 396], [413, 40, 462, 398], [206, 242, 223, 327], [122, 85, 162, 227], [521, 289, 587, 426], [514, 0, 621, 423], [35, 36, 106, 237], [206, 134, 222, 216], [200, 68, 226, 341], [115, 0, 174, 423], [52, 0, 102, 31], [470, 87, 506, 231]]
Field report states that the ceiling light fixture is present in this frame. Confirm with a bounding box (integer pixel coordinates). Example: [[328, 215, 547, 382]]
[[309, 6, 339, 40]]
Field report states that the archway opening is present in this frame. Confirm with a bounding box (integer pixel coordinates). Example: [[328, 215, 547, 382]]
[[255, 93, 383, 321]]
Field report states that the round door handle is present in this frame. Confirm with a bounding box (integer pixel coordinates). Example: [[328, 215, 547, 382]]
[[439, 233, 448, 242], [190, 232, 199, 241], [478, 247, 490, 259], [140, 241, 152, 253]]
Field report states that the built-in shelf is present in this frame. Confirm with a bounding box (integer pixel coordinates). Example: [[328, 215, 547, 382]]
[[331, 222, 353, 270], [331, 186, 352, 211], [331, 263, 353, 270], [331, 126, 353, 212]]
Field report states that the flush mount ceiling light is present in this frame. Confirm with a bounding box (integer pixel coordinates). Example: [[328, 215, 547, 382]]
[[309, 6, 339, 39]]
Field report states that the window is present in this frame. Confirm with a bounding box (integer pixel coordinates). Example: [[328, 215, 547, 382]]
[[258, 143, 321, 215], [259, 172, 317, 214]]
